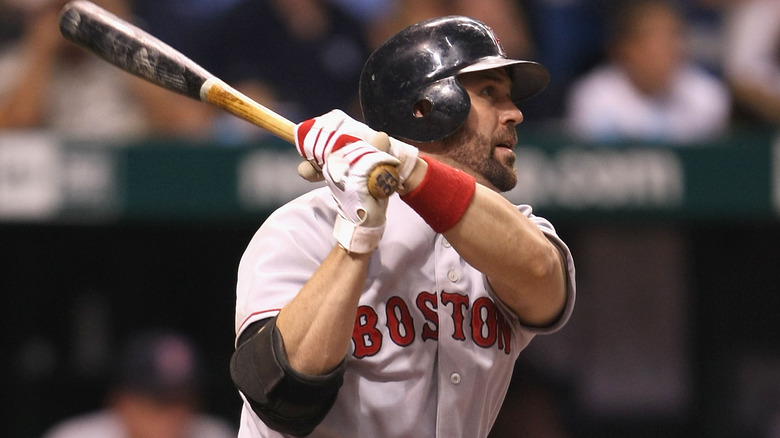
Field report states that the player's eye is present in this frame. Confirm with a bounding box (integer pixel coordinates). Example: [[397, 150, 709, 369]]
[[481, 86, 495, 98]]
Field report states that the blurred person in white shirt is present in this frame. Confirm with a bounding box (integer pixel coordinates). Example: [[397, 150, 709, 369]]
[[41, 330, 235, 438], [0, 0, 214, 141], [565, 0, 730, 144], [721, 0, 780, 126]]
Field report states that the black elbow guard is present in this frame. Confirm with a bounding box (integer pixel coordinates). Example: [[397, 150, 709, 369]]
[[230, 318, 345, 436]]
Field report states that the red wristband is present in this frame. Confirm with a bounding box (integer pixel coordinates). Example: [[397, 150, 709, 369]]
[[400, 156, 476, 233]]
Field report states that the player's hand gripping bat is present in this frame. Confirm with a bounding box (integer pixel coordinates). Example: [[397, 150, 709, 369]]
[[57, 0, 399, 199]]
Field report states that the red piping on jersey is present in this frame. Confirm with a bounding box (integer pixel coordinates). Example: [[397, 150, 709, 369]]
[[238, 308, 282, 334]]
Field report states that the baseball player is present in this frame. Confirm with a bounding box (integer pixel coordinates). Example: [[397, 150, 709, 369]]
[[230, 16, 576, 438]]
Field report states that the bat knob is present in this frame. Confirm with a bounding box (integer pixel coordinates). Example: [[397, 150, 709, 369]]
[[297, 161, 324, 182], [368, 164, 399, 199]]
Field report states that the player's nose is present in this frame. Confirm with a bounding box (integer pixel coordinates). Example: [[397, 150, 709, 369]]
[[501, 103, 524, 127]]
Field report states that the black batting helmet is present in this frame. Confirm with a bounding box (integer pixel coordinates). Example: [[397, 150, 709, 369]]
[[359, 15, 550, 143]]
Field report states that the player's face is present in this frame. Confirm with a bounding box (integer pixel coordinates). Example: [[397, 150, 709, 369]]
[[440, 69, 524, 192]]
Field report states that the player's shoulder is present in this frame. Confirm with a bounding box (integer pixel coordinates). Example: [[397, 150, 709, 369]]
[[264, 187, 335, 227], [277, 186, 333, 210]]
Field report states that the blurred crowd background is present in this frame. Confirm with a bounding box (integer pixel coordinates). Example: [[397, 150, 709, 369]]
[[1, 0, 780, 437], [3, 0, 780, 141]]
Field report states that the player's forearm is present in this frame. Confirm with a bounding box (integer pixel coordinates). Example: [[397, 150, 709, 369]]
[[398, 157, 566, 324], [444, 185, 567, 326], [275, 246, 370, 376]]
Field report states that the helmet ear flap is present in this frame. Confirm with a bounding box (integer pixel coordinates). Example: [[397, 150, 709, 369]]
[[403, 77, 471, 142]]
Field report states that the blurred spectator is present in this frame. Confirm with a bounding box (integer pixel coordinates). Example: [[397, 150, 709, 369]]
[[564, 0, 731, 144], [131, 0, 247, 53], [0, 0, 25, 45], [193, 0, 371, 143], [0, 0, 214, 141], [521, 0, 611, 120], [721, 0, 780, 126], [41, 330, 235, 438], [366, 0, 535, 58]]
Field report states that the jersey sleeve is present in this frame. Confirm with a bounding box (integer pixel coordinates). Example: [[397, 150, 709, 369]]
[[234, 188, 337, 340]]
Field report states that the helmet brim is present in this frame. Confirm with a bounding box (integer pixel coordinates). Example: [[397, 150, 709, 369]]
[[459, 57, 551, 102]]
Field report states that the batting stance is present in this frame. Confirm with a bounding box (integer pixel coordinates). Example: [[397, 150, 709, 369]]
[[230, 16, 576, 438]]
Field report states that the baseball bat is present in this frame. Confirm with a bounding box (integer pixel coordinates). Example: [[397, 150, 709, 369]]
[[57, 0, 398, 199]]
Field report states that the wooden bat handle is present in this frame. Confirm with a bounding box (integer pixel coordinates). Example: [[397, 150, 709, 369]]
[[59, 0, 398, 199], [200, 78, 296, 144], [201, 79, 399, 198]]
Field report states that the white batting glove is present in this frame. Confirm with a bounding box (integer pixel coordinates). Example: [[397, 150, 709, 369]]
[[295, 109, 376, 172], [294, 110, 419, 188], [323, 139, 400, 253], [385, 136, 419, 190]]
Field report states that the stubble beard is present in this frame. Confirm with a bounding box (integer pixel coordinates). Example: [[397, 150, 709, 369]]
[[441, 126, 518, 192]]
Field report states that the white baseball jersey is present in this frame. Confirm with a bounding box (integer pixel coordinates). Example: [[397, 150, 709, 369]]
[[234, 187, 576, 438]]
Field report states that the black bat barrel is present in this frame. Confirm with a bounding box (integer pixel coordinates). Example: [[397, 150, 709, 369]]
[[58, 0, 211, 101]]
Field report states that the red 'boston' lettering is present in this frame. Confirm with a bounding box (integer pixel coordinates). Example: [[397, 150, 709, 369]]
[[386, 296, 415, 346], [495, 308, 512, 354], [415, 291, 438, 341], [471, 297, 497, 348], [352, 305, 382, 358], [351, 292, 512, 358], [441, 292, 469, 341]]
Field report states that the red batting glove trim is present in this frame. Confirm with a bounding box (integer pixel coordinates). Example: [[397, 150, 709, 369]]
[[332, 134, 361, 153], [400, 156, 476, 233], [295, 118, 315, 156]]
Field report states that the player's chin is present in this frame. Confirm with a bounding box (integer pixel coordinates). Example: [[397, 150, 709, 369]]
[[485, 163, 517, 192], [500, 170, 518, 192]]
